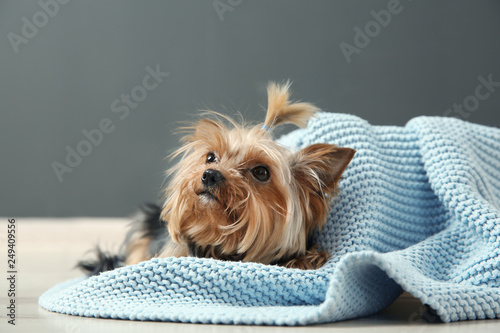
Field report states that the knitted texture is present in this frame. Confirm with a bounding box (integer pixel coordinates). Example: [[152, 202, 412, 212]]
[[39, 113, 500, 325]]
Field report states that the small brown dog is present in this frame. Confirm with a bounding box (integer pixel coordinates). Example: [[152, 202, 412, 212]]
[[79, 82, 355, 274]]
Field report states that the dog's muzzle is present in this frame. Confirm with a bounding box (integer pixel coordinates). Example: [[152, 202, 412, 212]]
[[201, 169, 224, 188]]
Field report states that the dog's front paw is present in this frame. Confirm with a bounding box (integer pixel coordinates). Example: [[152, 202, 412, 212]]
[[284, 248, 329, 270]]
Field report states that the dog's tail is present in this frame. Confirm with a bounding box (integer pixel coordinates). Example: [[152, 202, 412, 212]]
[[77, 203, 167, 276], [77, 246, 125, 276]]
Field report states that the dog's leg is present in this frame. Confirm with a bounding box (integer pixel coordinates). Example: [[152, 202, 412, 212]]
[[156, 240, 189, 258], [125, 236, 154, 265]]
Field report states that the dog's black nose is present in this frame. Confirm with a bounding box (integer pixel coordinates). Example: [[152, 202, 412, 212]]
[[201, 169, 224, 188]]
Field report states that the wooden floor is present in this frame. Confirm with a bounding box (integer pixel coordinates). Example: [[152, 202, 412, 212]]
[[1, 218, 499, 333]]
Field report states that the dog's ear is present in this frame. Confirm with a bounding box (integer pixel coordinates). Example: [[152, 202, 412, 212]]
[[176, 117, 228, 151], [191, 119, 225, 142], [291, 144, 355, 230], [293, 144, 355, 193]]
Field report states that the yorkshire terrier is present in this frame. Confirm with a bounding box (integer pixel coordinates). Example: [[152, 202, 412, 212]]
[[79, 82, 355, 274]]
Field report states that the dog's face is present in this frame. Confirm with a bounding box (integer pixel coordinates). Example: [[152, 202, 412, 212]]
[[161, 83, 355, 264]]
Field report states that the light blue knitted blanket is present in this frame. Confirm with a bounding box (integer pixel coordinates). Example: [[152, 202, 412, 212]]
[[39, 113, 500, 325]]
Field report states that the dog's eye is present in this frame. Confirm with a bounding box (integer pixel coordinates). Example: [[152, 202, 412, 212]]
[[206, 152, 217, 164], [251, 166, 270, 182]]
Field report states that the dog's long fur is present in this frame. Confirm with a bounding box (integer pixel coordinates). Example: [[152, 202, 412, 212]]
[[78, 82, 355, 275]]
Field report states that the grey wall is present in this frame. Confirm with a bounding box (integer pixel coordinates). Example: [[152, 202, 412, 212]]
[[1, 0, 499, 217]]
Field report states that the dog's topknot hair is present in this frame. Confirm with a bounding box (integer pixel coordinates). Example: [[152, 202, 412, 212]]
[[264, 81, 319, 130]]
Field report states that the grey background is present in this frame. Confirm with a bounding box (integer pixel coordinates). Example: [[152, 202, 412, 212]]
[[1, 0, 499, 217]]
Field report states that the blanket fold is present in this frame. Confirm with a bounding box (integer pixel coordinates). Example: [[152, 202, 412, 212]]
[[39, 113, 500, 325]]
